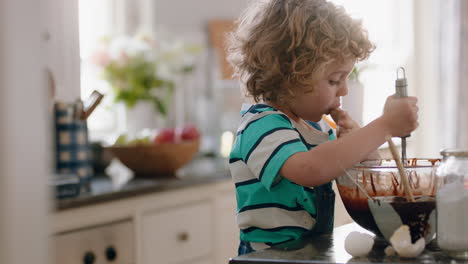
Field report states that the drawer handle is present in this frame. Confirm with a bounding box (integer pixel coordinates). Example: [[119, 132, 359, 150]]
[[177, 232, 189, 242], [83, 251, 96, 264], [105, 246, 117, 261]]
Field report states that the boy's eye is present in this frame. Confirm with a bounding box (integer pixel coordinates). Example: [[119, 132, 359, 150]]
[[329, 80, 340, 85]]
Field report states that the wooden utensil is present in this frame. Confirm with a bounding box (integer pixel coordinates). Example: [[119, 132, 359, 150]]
[[386, 137, 415, 202]]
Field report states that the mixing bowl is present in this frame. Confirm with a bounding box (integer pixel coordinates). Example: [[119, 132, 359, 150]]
[[336, 159, 440, 240], [368, 195, 436, 244]]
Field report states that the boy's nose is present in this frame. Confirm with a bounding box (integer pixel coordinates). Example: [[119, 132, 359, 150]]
[[337, 82, 348, 97]]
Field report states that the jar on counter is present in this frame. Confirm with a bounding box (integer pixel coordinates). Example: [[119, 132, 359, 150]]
[[436, 149, 468, 259]]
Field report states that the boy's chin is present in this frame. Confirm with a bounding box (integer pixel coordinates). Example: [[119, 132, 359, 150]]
[[327, 107, 340, 115], [308, 116, 322, 122]]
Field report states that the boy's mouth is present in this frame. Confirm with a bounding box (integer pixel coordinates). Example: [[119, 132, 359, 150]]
[[327, 103, 341, 114]]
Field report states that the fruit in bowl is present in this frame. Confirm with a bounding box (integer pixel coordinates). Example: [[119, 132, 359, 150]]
[[336, 159, 440, 242], [107, 125, 201, 177], [152, 124, 201, 144], [180, 124, 200, 141], [153, 128, 177, 144]]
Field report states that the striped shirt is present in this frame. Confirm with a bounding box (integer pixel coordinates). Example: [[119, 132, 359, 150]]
[[229, 104, 336, 248]]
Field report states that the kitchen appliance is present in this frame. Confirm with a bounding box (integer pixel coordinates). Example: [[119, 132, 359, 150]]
[[395, 67, 409, 163]]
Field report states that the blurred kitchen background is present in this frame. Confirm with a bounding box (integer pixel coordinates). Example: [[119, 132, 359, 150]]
[[2, 0, 468, 263]]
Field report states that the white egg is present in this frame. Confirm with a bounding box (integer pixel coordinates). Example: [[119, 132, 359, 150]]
[[344, 231, 375, 257]]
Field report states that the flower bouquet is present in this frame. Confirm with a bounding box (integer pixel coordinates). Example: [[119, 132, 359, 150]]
[[90, 32, 201, 117]]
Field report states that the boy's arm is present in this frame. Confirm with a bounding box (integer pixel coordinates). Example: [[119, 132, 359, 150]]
[[281, 117, 389, 187], [330, 109, 381, 160], [280, 95, 418, 187]]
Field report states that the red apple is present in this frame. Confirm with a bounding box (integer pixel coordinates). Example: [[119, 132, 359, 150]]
[[180, 124, 200, 141], [153, 128, 177, 144]]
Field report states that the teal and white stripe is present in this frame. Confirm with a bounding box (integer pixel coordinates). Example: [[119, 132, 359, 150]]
[[237, 206, 316, 230], [229, 104, 335, 245]]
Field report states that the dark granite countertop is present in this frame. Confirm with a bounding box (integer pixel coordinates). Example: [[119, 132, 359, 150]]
[[230, 223, 467, 264], [55, 157, 232, 211]]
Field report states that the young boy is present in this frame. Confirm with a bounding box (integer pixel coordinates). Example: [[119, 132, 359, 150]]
[[227, 0, 419, 255]]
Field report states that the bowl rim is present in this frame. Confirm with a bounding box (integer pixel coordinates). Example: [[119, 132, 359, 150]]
[[353, 158, 441, 169]]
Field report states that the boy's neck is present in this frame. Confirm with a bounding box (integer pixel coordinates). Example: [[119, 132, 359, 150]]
[[264, 101, 302, 123], [263, 101, 318, 132]]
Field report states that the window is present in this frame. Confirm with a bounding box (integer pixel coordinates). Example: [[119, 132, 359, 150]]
[[79, 0, 118, 142], [79, 0, 198, 144], [79, 0, 415, 150], [330, 0, 414, 125]]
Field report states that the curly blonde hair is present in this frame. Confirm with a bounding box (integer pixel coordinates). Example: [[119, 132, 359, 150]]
[[227, 0, 375, 105]]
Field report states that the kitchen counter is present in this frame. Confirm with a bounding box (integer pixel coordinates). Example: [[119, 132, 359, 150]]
[[55, 157, 231, 211], [230, 223, 468, 264], [52, 156, 239, 264]]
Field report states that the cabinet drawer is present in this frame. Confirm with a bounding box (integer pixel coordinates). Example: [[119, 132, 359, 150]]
[[141, 200, 213, 264], [54, 220, 134, 264]]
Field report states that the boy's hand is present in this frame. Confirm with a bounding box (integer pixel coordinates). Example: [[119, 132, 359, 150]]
[[382, 95, 419, 137], [330, 108, 360, 138]]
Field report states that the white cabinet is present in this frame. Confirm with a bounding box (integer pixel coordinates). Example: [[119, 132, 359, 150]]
[[52, 179, 238, 264], [214, 187, 239, 264], [140, 200, 213, 264], [54, 220, 134, 264], [52, 178, 353, 264]]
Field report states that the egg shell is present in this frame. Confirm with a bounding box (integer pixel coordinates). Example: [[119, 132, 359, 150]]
[[390, 225, 426, 258]]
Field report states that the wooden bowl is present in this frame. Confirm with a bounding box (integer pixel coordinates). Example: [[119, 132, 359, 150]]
[[106, 139, 200, 177]]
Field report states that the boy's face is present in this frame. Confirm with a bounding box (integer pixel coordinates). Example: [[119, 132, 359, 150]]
[[290, 60, 354, 122]]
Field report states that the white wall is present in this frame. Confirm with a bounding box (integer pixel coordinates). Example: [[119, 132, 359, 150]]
[[45, 0, 81, 101], [153, 0, 248, 36], [0, 0, 51, 264], [151, 0, 249, 97], [150, 0, 250, 153], [411, 0, 443, 158]]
